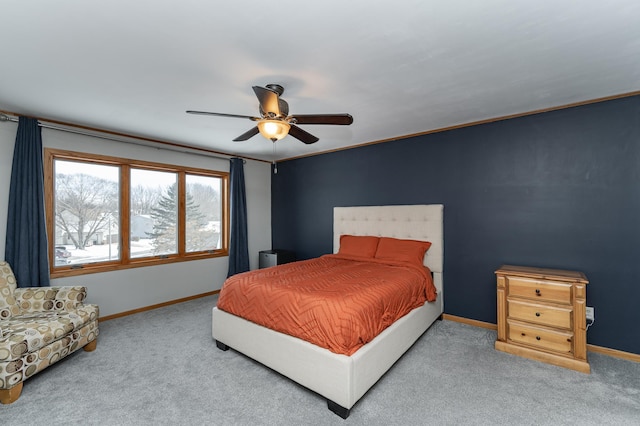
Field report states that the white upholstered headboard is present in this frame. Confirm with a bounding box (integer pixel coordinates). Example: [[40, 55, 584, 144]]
[[333, 204, 444, 299]]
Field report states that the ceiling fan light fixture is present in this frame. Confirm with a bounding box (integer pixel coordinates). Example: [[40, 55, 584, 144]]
[[257, 119, 290, 141]]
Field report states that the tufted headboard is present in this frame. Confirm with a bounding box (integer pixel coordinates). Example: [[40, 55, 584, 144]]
[[333, 204, 444, 299]]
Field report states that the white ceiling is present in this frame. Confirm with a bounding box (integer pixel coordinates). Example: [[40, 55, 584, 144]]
[[0, 1, 639, 162]]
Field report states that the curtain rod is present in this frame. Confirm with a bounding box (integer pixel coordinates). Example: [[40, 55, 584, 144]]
[[0, 112, 253, 163]]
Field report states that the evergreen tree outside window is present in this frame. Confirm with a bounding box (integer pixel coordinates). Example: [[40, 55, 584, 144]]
[[147, 182, 180, 255]]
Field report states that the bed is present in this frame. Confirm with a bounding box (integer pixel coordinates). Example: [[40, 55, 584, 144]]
[[211, 204, 444, 418]]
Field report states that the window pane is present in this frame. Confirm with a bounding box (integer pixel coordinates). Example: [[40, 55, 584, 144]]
[[130, 169, 178, 258], [54, 160, 120, 265], [186, 174, 222, 252]]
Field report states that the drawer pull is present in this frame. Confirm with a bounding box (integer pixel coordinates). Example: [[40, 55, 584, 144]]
[[535, 289, 541, 296], [535, 312, 541, 317], [536, 336, 541, 341]]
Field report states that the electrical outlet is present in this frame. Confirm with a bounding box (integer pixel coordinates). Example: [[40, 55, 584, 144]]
[[586, 306, 595, 322]]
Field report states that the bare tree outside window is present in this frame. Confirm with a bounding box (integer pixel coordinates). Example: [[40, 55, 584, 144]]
[[130, 185, 161, 216], [186, 174, 222, 251], [54, 160, 120, 264]]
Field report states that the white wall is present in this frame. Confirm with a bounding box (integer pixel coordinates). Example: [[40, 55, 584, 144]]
[[0, 124, 272, 317], [0, 121, 17, 259]]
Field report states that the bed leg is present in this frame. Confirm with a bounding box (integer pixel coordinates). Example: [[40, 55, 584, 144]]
[[215, 340, 229, 351], [327, 400, 350, 419]]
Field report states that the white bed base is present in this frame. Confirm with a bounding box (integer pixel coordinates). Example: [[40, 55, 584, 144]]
[[212, 204, 444, 418]]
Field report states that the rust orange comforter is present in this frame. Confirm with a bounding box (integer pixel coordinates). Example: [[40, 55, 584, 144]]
[[216, 254, 436, 356]]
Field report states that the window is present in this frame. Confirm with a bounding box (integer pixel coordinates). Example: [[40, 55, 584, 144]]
[[54, 160, 120, 265], [185, 174, 223, 252], [130, 168, 178, 259], [45, 149, 229, 277]]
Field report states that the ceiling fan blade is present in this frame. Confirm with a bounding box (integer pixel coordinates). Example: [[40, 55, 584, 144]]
[[288, 124, 319, 144], [186, 111, 259, 121], [252, 86, 281, 116], [290, 114, 353, 125], [233, 127, 260, 141]]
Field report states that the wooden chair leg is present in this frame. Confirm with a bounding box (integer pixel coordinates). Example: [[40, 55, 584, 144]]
[[83, 339, 97, 352], [0, 382, 23, 404]]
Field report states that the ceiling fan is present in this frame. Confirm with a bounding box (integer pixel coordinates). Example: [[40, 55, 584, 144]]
[[186, 84, 353, 144]]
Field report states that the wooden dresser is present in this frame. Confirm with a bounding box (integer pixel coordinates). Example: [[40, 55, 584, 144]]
[[495, 265, 590, 373]]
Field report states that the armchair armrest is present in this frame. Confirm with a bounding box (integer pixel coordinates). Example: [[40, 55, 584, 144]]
[[14, 286, 87, 313]]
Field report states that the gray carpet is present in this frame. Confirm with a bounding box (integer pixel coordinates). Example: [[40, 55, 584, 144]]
[[1, 295, 639, 425]]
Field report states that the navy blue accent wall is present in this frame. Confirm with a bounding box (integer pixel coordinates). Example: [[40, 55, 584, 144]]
[[272, 95, 640, 355]]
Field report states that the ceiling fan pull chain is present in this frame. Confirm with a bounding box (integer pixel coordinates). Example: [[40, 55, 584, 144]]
[[273, 141, 278, 174]]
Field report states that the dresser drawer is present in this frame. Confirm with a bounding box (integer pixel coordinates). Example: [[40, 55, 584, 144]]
[[508, 299, 572, 329], [507, 277, 572, 304], [507, 320, 573, 355]]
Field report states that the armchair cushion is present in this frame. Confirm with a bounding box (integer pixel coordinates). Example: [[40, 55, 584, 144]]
[[0, 304, 99, 362], [53, 286, 87, 311]]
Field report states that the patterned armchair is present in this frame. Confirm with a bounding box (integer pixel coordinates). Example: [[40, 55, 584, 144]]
[[0, 261, 99, 404]]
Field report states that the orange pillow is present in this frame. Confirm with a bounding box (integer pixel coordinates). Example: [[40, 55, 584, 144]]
[[338, 235, 380, 258], [374, 237, 432, 265]]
